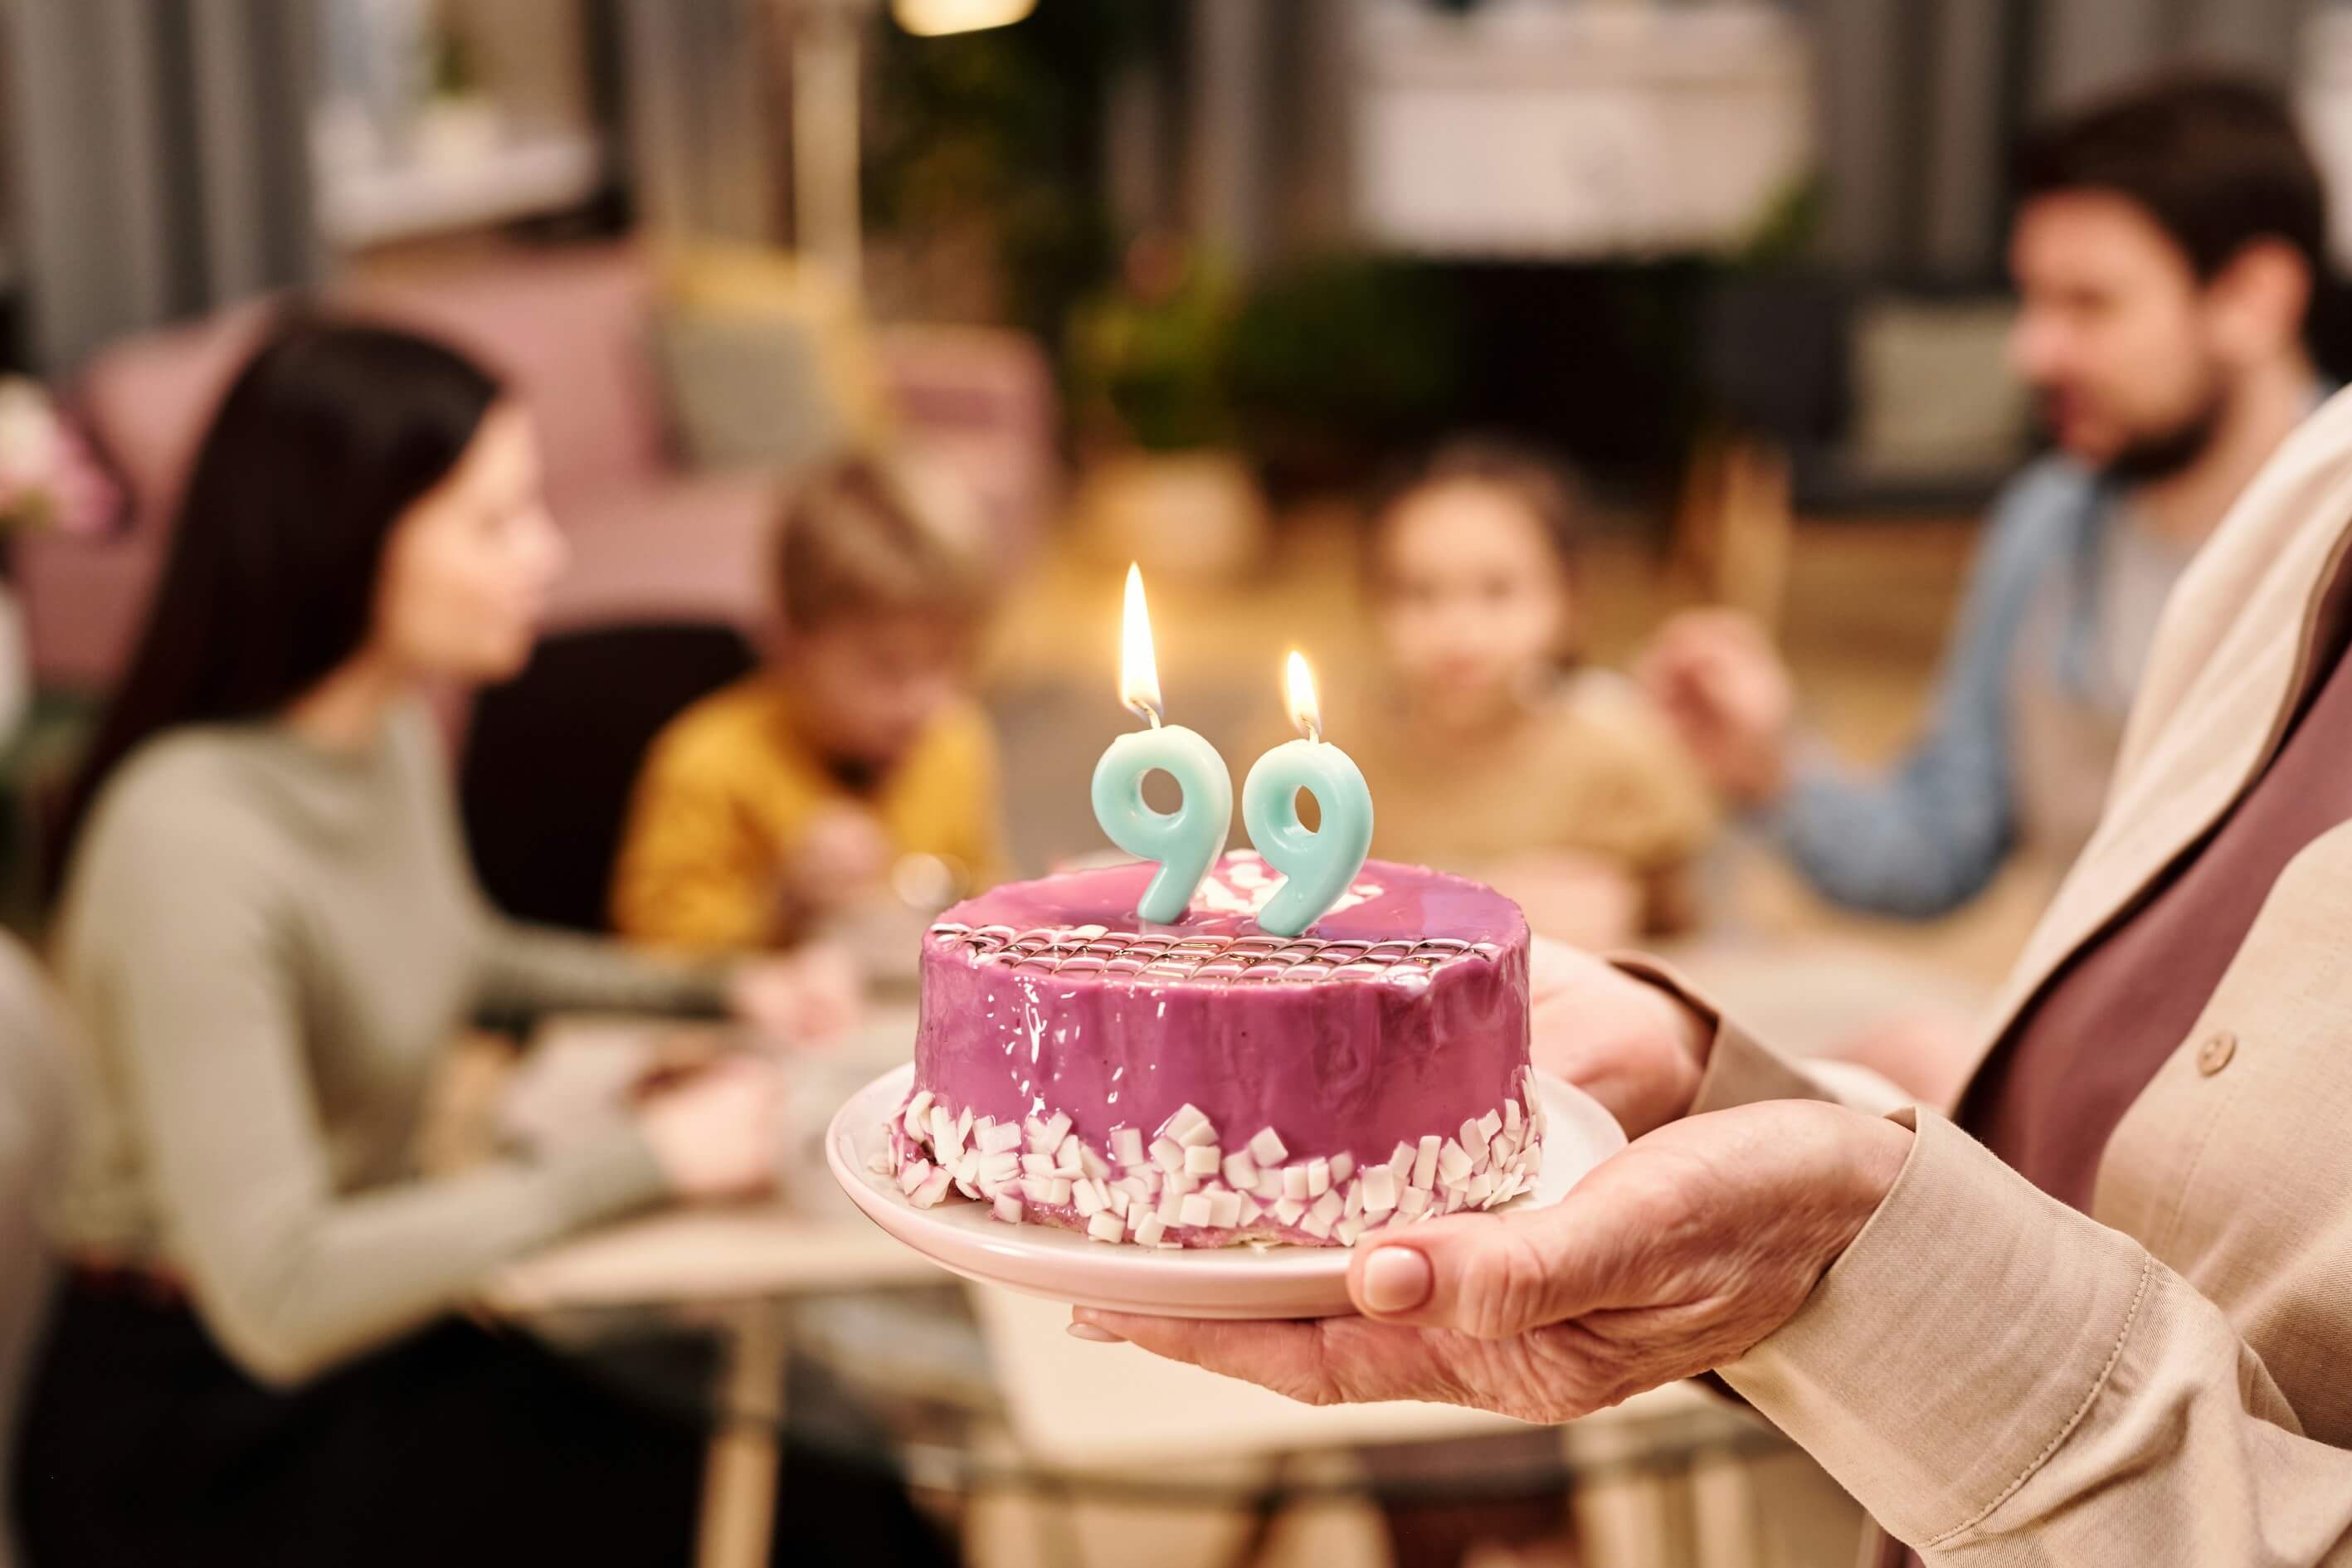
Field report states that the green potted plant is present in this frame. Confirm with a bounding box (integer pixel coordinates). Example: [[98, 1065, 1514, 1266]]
[[1067, 234, 1269, 578]]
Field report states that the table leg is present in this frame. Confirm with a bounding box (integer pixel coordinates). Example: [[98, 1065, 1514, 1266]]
[[698, 1303, 787, 1568]]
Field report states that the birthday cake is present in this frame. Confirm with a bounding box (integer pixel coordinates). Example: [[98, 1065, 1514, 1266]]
[[883, 850, 1542, 1249]]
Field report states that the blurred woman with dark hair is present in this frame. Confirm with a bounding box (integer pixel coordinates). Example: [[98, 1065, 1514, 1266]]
[[16, 318, 948, 1567]]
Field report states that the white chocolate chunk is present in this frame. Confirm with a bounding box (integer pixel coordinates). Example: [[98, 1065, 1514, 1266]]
[[1388, 1141, 1417, 1180], [1074, 1181, 1104, 1217], [957, 1107, 973, 1144], [1343, 1180, 1365, 1221], [1437, 1139, 1473, 1185], [1465, 1171, 1495, 1207], [1157, 1189, 1186, 1226], [1222, 1152, 1259, 1189], [1056, 1133, 1085, 1173], [1237, 1195, 1264, 1225], [1411, 1136, 1441, 1190], [1087, 1210, 1126, 1243], [1308, 1189, 1344, 1226], [897, 1158, 933, 1195], [1108, 1186, 1131, 1218], [1335, 1217, 1365, 1247], [1249, 1127, 1288, 1166], [1079, 1146, 1112, 1182], [1300, 1208, 1335, 1240], [1133, 1214, 1167, 1247], [1253, 1170, 1285, 1201], [1282, 1165, 1312, 1201], [1478, 1109, 1504, 1142], [1207, 1189, 1243, 1229], [928, 1106, 958, 1157], [1113, 1127, 1146, 1167], [1503, 1098, 1522, 1136], [1460, 1119, 1491, 1168], [1150, 1137, 1186, 1175], [1273, 1196, 1307, 1225], [1328, 1152, 1356, 1185], [1361, 1166, 1400, 1214], [1306, 1158, 1332, 1199], [1178, 1193, 1215, 1228], [1165, 1171, 1199, 1196], [903, 1090, 936, 1137], [1040, 1111, 1074, 1150], [1020, 1152, 1056, 1178], [1397, 1184, 1432, 1218], [978, 1150, 1021, 1188], [1162, 1103, 1212, 1147], [1184, 1144, 1222, 1177], [976, 1119, 1024, 1155], [1522, 1143, 1544, 1176], [993, 1194, 1024, 1225], [1113, 1174, 1153, 1200], [912, 1168, 955, 1208]]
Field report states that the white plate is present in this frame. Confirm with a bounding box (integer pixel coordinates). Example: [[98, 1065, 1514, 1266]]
[[825, 1064, 1627, 1319]]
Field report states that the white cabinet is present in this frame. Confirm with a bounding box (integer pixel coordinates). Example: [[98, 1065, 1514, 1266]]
[[1351, 1, 1815, 258]]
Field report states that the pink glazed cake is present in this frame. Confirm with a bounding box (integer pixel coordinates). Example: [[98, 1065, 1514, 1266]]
[[884, 850, 1544, 1249]]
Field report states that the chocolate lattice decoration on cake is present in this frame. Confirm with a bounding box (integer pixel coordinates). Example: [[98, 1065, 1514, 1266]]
[[928, 923, 1505, 986]]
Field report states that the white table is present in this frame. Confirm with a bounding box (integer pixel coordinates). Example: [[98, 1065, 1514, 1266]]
[[485, 1015, 1810, 1568]]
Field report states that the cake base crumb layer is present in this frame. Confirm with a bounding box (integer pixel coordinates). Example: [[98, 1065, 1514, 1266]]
[[884, 1073, 1548, 1249]]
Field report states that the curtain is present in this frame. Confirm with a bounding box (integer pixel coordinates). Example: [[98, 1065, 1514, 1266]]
[[3, 0, 321, 374], [608, 0, 784, 245]]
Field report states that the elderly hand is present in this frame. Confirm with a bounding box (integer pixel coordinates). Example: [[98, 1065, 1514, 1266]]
[[1527, 937, 1710, 1140], [1071, 1101, 1911, 1424]]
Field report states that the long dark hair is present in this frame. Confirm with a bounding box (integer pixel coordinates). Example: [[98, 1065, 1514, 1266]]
[[49, 315, 503, 897]]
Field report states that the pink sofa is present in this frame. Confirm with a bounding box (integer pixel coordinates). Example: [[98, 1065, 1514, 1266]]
[[19, 245, 1059, 693]]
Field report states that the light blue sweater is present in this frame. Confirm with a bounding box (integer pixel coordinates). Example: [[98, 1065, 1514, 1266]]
[[1769, 456, 2115, 918]]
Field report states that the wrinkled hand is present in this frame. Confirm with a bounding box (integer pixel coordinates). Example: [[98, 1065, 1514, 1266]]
[[1636, 609, 1796, 806], [1527, 937, 1708, 1141], [729, 942, 864, 1046], [1074, 1101, 1911, 1424]]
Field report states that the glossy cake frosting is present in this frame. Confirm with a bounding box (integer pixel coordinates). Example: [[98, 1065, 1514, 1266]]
[[884, 851, 1544, 1248]]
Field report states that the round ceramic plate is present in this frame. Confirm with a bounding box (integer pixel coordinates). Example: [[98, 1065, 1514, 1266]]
[[826, 1064, 1627, 1319]]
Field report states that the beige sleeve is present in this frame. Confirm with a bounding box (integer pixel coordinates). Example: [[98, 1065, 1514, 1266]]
[[90, 809, 672, 1387], [1727, 1109, 2352, 1565], [1610, 955, 1911, 1118], [1618, 957, 2352, 1564]]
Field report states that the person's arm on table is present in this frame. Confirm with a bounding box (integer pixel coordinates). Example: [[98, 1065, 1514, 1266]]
[[95, 816, 778, 1386], [1080, 943, 2352, 1564], [1646, 470, 2082, 919]]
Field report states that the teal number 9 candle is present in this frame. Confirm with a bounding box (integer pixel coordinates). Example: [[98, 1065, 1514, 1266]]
[[1091, 565, 1233, 925], [1243, 652, 1373, 937]]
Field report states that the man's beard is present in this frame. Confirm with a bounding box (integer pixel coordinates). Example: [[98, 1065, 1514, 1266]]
[[2095, 383, 2230, 486]]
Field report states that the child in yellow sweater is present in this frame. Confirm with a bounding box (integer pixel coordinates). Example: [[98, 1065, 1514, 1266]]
[[611, 454, 1007, 956]]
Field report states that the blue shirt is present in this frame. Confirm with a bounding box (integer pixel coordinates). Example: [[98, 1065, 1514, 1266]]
[[1770, 456, 2119, 918]]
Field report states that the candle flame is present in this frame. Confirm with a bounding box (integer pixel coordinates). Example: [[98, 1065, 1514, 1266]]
[[1120, 563, 1163, 725], [1286, 650, 1322, 743]]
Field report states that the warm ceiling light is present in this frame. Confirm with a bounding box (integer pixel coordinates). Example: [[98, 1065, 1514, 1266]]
[[892, 0, 1036, 37]]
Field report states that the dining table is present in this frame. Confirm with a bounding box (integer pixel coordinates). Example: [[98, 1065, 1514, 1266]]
[[474, 1001, 1853, 1568]]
